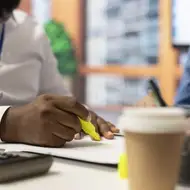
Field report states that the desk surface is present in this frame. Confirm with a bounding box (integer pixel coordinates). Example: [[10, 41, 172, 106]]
[[0, 159, 189, 190]]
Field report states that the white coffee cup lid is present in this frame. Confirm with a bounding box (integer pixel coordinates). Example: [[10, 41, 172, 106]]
[[118, 107, 189, 134], [122, 107, 186, 117]]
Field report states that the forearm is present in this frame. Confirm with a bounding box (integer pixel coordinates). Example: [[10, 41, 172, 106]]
[[175, 51, 190, 105], [175, 68, 190, 105]]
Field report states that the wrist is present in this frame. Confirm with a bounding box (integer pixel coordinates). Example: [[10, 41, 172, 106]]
[[0, 107, 19, 142]]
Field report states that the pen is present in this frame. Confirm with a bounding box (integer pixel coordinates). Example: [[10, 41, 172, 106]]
[[78, 117, 101, 141], [147, 78, 167, 107]]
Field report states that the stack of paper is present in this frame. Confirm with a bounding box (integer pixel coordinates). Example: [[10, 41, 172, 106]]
[[0, 136, 124, 166]]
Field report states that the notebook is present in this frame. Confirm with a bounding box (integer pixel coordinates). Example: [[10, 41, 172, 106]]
[[0, 136, 124, 166]]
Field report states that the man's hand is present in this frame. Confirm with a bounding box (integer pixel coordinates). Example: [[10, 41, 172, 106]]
[[75, 111, 120, 140], [0, 94, 89, 147]]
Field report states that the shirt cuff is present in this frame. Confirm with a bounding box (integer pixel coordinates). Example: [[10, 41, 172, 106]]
[[0, 106, 11, 122]]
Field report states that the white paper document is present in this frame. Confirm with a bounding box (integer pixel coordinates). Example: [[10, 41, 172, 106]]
[[0, 137, 124, 165]]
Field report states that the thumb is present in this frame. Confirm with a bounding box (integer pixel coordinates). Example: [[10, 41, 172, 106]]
[[74, 132, 85, 140]]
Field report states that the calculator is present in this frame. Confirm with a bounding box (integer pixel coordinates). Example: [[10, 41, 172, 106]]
[[0, 151, 53, 183]]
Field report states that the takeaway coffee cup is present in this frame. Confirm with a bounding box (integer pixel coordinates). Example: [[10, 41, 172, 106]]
[[118, 107, 189, 190]]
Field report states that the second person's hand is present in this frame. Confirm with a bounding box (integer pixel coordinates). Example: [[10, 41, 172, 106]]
[[0, 94, 89, 147]]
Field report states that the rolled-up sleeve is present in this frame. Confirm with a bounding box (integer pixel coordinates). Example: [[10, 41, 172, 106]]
[[175, 50, 190, 105]]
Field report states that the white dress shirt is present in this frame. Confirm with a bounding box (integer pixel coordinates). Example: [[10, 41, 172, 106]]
[[0, 10, 70, 121]]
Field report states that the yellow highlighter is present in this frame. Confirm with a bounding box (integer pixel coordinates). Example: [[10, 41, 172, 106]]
[[78, 118, 101, 141], [118, 153, 128, 179]]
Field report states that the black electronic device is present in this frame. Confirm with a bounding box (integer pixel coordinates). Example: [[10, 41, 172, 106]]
[[0, 151, 53, 183]]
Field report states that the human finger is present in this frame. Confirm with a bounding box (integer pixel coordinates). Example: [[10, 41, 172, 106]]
[[51, 96, 90, 121], [107, 122, 120, 133], [52, 108, 81, 133], [52, 124, 76, 142], [97, 118, 114, 139]]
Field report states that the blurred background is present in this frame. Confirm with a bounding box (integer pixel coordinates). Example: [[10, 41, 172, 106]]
[[18, 0, 189, 124]]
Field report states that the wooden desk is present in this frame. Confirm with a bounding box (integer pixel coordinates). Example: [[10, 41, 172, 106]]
[[0, 159, 189, 190]]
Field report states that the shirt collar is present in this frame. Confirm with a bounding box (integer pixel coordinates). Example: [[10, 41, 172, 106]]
[[5, 10, 27, 33]]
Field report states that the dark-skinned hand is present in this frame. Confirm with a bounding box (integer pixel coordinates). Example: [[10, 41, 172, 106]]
[[0, 94, 89, 147], [0, 94, 119, 147]]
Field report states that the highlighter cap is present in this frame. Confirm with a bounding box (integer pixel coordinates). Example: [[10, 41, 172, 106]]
[[118, 153, 128, 179]]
